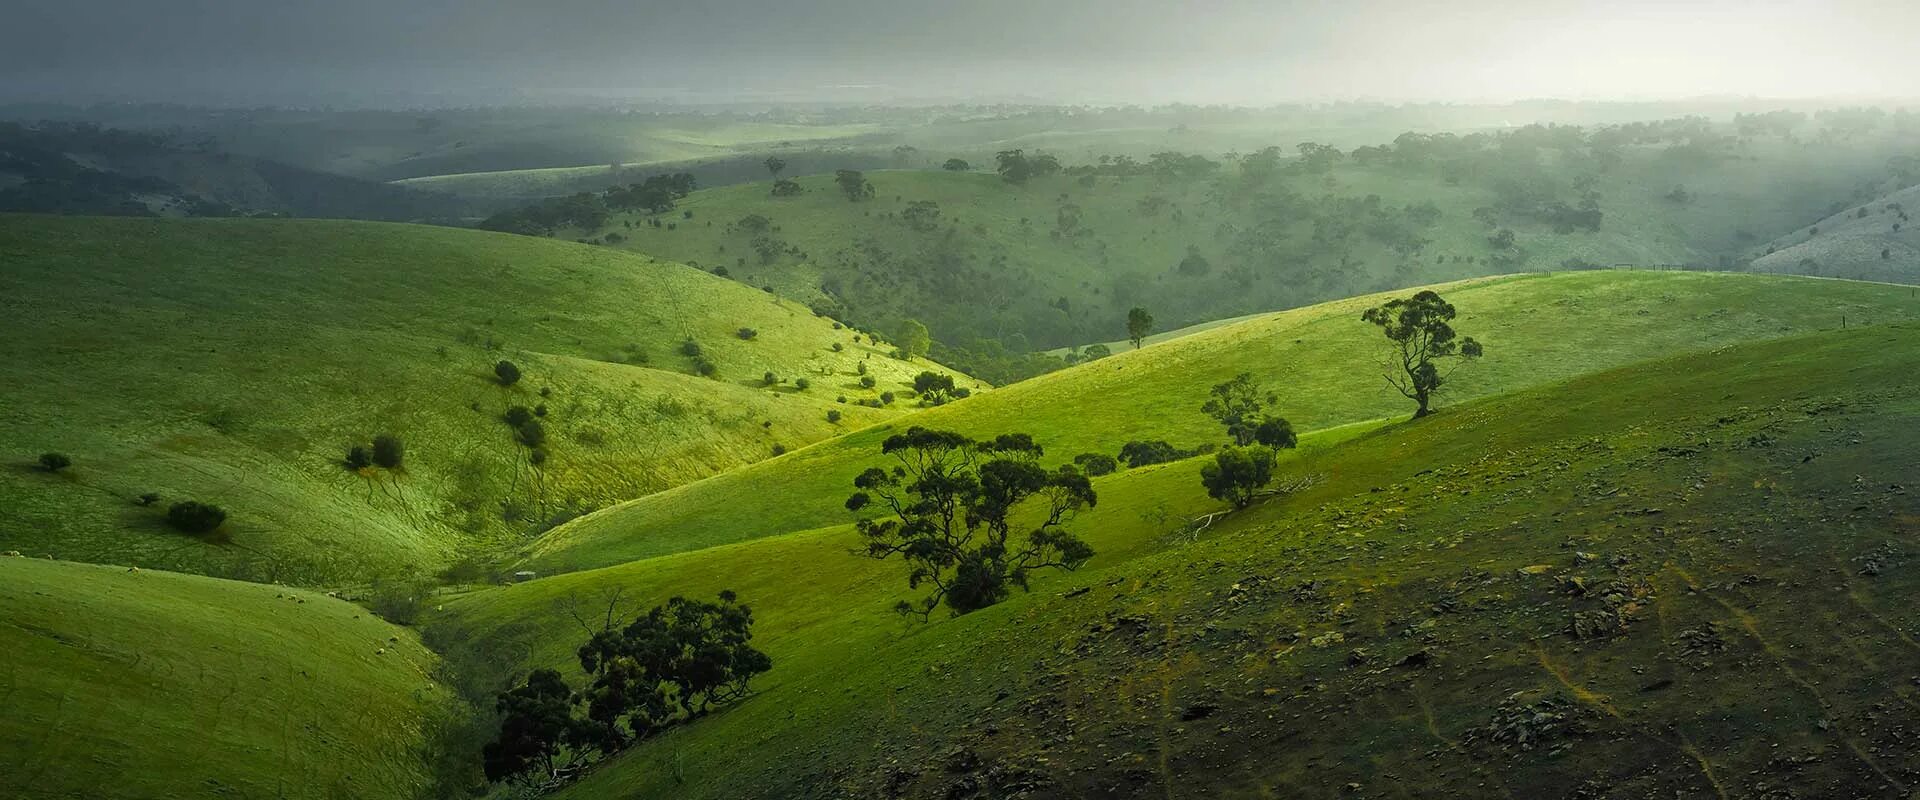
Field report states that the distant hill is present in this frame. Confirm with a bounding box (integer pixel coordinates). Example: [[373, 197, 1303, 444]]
[[1750, 182, 1920, 283], [498, 120, 1917, 380], [0, 215, 977, 586], [0, 557, 447, 800], [0, 122, 479, 221]]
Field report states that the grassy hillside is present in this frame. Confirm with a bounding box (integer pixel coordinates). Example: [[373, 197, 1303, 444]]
[[0, 556, 446, 799], [1752, 182, 1920, 283], [550, 126, 1915, 372], [520, 270, 1920, 574], [0, 215, 975, 586], [439, 319, 1920, 799]]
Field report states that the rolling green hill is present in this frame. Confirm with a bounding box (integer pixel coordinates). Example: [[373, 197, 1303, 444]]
[[436, 317, 1920, 799], [0, 215, 976, 586], [543, 125, 1916, 376], [519, 269, 1920, 575], [1751, 182, 1920, 283], [0, 556, 447, 800]]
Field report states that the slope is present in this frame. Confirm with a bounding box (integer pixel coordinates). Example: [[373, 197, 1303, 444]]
[[440, 320, 1920, 799], [0, 215, 976, 586], [0, 556, 447, 800], [521, 269, 1920, 575], [1751, 182, 1920, 283]]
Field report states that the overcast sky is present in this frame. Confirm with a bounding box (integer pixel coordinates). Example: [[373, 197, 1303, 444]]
[[3, 0, 1917, 106]]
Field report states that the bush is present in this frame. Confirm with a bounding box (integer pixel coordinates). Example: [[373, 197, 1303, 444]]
[[764, 371, 779, 386], [135, 492, 161, 507], [166, 501, 227, 534], [860, 375, 877, 389], [795, 377, 811, 391], [533, 404, 548, 418], [493, 360, 522, 386], [503, 406, 534, 427], [1073, 452, 1118, 476], [913, 371, 956, 396], [693, 357, 718, 377], [737, 327, 759, 340], [343, 445, 373, 471], [529, 447, 549, 466], [680, 338, 703, 357], [772, 443, 788, 456], [1119, 440, 1196, 468], [827, 409, 842, 423], [37, 452, 71, 472], [371, 434, 405, 469], [515, 420, 547, 448], [880, 391, 895, 405]]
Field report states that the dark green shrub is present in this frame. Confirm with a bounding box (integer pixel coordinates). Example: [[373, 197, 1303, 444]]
[[515, 420, 547, 448], [503, 406, 534, 427], [826, 409, 842, 423], [764, 371, 779, 386], [860, 375, 877, 389], [343, 445, 373, 471], [166, 501, 227, 534], [529, 447, 549, 466], [371, 434, 405, 469], [135, 492, 161, 507], [737, 328, 759, 340], [795, 377, 811, 391], [533, 404, 548, 418], [680, 338, 703, 358], [880, 391, 895, 405], [38, 452, 71, 472], [494, 360, 522, 386], [1073, 452, 1119, 476]]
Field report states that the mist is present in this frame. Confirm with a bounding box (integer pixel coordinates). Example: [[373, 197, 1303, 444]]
[[4, 0, 1917, 107]]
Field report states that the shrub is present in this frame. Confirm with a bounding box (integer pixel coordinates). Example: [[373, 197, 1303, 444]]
[[912, 371, 956, 396], [880, 391, 895, 405], [1073, 452, 1119, 476], [680, 338, 704, 358], [529, 447, 549, 466], [772, 443, 788, 456], [795, 377, 811, 391], [371, 434, 404, 469], [343, 445, 373, 471], [166, 501, 227, 534], [37, 452, 71, 472], [764, 371, 779, 386], [1119, 440, 1192, 468], [827, 409, 842, 423], [693, 358, 718, 377], [737, 327, 759, 340], [494, 360, 522, 386], [515, 420, 547, 448], [533, 404, 548, 418], [135, 492, 161, 507], [860, 375, 877, 389], [503, 406, 534, 427]]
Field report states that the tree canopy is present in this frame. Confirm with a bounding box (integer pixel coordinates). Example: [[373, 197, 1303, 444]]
[[1360, 290, 1484, 417]]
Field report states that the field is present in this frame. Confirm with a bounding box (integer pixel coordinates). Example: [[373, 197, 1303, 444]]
[[0, 556, 447, 800], [519, 269, 1920, 574], [0, 215, 973, 586], [1752, 182, 1920, 284], [434, 315, 1920, 798]]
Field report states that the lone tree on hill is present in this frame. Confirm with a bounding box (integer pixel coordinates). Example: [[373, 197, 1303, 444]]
[[943, 158, 970, 171], [1360, 290, 1484, 417], [1201, 373, 1297, 448], [166, 500, 227, 534], [1126, 307, 1155, 349], [1201, 445, 1278, 508], [894, 318, 931, 360], [494, 360, 523, 386], [834, 169, 874, 202], [846, 428, 1095, 618], [763, 156, 786, 178]]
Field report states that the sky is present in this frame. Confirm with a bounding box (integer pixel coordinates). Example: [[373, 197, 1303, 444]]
[[2, 0, 1917, 106]]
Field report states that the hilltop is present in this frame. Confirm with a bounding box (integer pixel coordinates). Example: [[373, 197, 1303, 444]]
[[437, 316, 1920, 799], [0, 215, 976, 586], [0, 556, 448, 800], [518, 269, 1920, 575]]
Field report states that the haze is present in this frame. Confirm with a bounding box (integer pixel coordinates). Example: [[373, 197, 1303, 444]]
[[3, 0, 1917, 106]]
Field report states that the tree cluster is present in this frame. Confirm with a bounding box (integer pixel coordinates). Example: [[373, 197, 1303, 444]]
[[482, 592, 771, 787]]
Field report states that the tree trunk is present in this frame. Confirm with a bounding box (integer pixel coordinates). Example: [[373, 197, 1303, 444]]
[[1413, 392, 1432, 418]]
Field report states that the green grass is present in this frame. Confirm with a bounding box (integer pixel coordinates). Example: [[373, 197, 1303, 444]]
[[0, 556, 446, 799], [438, 319, 1920, 799], [0, 215, 974, 586], [1752, 182, 1920, 283], [521, 269, 1920, 574]]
